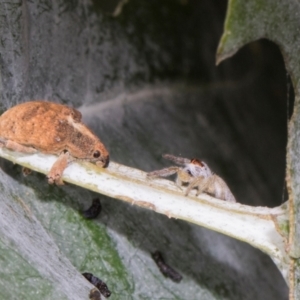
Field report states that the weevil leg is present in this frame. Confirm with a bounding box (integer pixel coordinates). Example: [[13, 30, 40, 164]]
[[0, 138, 37, 177], [147, 166, 179, 178], [0, 138, 37, 153], [47, 151, 70, 185]]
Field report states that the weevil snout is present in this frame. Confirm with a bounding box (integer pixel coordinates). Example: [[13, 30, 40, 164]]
[[96, 154, 109, 168], [102, 154, 109, 168]]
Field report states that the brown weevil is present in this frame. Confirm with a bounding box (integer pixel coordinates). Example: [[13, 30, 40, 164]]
[[0, 101, 109, 184]]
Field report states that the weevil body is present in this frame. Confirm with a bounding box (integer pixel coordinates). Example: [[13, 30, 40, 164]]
[[0, 101, 109, 184]]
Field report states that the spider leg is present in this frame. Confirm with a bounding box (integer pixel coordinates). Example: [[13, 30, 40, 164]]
[[176, 169, 192, 190], [147, 166, 179, 178], [185, 176, 210, 196], [197, 176, 215, 196], [162, 154, 190, 165], [175, 174, 184, 190]]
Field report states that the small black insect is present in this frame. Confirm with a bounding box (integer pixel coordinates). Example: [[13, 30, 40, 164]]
[[82, 272, 111, 298], [82, 198, 102, 219], [151, 250, 182, 283], [89, 288, 101, 300]]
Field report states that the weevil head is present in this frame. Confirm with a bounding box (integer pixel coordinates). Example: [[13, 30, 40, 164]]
[[92, 143, 110, 168], [67, 130, 110, 167]]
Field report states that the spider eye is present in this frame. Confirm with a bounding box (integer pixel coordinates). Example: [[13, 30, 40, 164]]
[[186, 169, 192, 176], [93, 150, 101, 158]]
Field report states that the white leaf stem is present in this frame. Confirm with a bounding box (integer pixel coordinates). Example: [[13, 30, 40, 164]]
[[0, 148, 290, 283]]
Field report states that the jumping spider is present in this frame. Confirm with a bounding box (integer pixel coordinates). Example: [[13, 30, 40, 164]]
[[147, 154, 236, 202]]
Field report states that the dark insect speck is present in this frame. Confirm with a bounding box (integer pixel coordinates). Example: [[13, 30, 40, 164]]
[[82, 198, 102, 219], [83, 272, 111, 298], [22, 167, 32, 177], [151, 250, 182, 283]]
